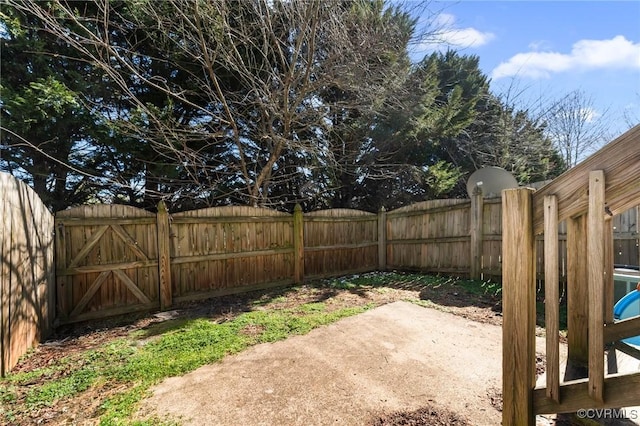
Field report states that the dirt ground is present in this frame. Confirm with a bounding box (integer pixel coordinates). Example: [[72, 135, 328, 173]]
[[9, 275, 639, 425], [138, 301, 537, 425], [10, 275, 509, 425]]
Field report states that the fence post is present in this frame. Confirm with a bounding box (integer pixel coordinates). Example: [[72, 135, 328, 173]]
[[378, 207, 386, 271], [470, 188, 484, 279], [502, 188, 536, 426], [293, 204, 304, 284], [157, 201, 172, 310]]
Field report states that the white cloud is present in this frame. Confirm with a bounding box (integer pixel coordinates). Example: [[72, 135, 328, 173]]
[[439, 27, 495, 48], [416, 13, 495, 52], [492, 35, 640, 79], [579, 107, 600, 123], [528, 40, 552, 51], [434, 13, 456, 28]]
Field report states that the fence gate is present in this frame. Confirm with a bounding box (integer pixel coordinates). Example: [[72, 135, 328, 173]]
[[55, 205, 160, 323]]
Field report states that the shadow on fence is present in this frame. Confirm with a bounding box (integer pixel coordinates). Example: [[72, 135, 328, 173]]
[[0, 173, 54, 375]]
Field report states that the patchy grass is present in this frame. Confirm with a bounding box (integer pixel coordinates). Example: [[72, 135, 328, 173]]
[[0, 272, 500, 425]]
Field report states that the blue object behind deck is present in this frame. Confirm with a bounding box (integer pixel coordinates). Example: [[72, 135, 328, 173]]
[[613, 290, 640, 346]]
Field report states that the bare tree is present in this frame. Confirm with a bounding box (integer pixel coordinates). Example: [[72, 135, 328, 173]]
[[10, 0, 424, 209], [543, 89, 612, 167], [623, 92, 640, 130]]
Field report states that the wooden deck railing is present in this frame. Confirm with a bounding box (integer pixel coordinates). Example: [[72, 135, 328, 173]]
[[502, 124, 640, 425]]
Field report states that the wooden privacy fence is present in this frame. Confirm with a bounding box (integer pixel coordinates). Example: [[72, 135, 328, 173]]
[[502, 124, 640, 425], [54, 198, 639, 325], [55, 204, 384, 324], [385, 198, 504, 278], [52, 200, 472, 324], [3, 160, 639, 373], [0, 173, 54, 375]]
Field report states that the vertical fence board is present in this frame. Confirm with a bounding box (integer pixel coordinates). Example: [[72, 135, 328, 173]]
[[303, 209, 377, 279], [603, 217, 614, 324], [1, 175, 10, 375], [1, 173, 54, 376]]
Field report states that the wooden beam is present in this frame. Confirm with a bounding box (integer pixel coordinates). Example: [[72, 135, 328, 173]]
[[502, 188, 536, 426], [544, 195, 560, 403], [110, 224, 150, 261], [532, 124, 640, 234], [303, 216, 376, 223], [170, 216, 291, 224], [613, 341, 640, 359], [305, 242, 378, 252], [56, 217, 156, 226], [604, 316, 640, 343], [587, 171, 605, 404], [386, 236, 472, 244], [67, 225, 109, 269], [113, 269, 152, 305], [385, 201, 472, 218], [59, 260, 158, 275], [534, 372, 640, 414], [69, 271, 111, 318], [170, 247, 294, 264]]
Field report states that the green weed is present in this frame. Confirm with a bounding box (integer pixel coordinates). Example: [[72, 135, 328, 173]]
[[8, 303, 372, 424]]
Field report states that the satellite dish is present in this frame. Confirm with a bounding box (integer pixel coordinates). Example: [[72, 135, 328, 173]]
[[466, 167, 518, 198]]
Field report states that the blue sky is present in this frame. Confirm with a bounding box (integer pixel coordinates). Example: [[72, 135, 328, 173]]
[[409, 1, 640, 136]]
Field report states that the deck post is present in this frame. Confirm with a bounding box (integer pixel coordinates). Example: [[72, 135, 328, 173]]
[[544, 195, 560, 403], [587, 171, 605, 403], [502, 187, 536, 426]]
